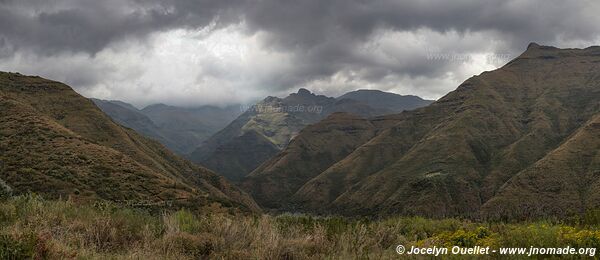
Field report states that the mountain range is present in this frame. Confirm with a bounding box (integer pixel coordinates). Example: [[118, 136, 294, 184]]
[[92, 99, 242, 155], [2, 43, 598, 221], [0, 72, 258, 212], [189, 88, 433, 181], [243, 43, 600, 220]]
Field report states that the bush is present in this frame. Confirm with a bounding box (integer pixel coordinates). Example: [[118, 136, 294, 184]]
[[561, 228, 600, 248], [162, 233, 215, 258], [499, 223, 563, 247], [80, 209, 160, 251], [0, 233, 48, 260], [436, 226, 491, 247], [582, 209, 600, 226], [0, 204, 17, 224], [0, 178, 12, 199], [174, 210, 204, 234]]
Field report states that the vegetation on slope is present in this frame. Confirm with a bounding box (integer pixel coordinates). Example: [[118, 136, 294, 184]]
[[3, 195, 600, 259], [242, 112, 401, 208], [0, 71, 258, 212], [92, 100, 242, 155], [337, 89, 433, 112], [248, 44, 600, 219], [190, 88, 431, 181]]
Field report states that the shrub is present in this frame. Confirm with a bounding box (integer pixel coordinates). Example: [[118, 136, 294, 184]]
[[582, 209, 600, 226], [562, 228, 600, 248], [162, 233, 215, 258], [500, 223, 563, 247], [0, 233, 48, 260], [0, 178, 12, 199], [0, 204, 17, 224], [81, 209, 160, 252], [174, 210, 204, 234], [436, 226, 491, 247]]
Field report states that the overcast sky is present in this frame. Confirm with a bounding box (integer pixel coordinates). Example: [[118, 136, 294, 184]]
[[1, 0, 599, 107]]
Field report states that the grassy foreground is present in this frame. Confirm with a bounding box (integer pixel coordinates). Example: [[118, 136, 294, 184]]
[[2, 195, 600, 259]]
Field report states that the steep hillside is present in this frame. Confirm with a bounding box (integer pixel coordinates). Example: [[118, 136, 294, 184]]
[[0, 72, 259, 212], [93, 100, 241, 155], [141, 104, 241, 154], [247, 44, 600, 219], [189, 90, 329, 181], [199, 131, 280, 182], [241, 112, 404, 208], [190, 88, 431, 181], [91, 99, 168, 146], [481, 113, 600, 220]]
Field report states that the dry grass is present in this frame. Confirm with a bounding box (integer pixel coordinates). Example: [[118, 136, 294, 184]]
[[2, 195, 600, 259]]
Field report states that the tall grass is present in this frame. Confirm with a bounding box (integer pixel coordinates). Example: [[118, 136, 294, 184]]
[[1, 195, 600, 259]]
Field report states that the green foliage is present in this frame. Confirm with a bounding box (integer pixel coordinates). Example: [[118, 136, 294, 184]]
[[390, 216, 465, 239], [174, 210, 204, 234], [274, 214, 357, 238], [3, 195, 600, 259], [499, 223, 563, 247], [0, 233, 46, 260], [0, 204, 16, 225], [560, 227, 600, 248], [582, 209, 600, 226], [164, 233, 215, 258], [0, 178, 12, 199], [0, 234, 33, 259], [437, 226, 491, 247]]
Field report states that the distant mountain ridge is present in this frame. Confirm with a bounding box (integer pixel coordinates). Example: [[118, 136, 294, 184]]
[[92, 99, 242, 155], [190, 88, 433, 181], [243, 43, 600, 220], [337, 89, 433, 112], [91, 99, 169, 147], [0, 72, 258, 212]]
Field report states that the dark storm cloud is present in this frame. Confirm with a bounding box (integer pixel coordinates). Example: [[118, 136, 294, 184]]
[[4, 0, 597, 56], [240, 0, 600, 90], [0, 0, 599, 104], [244, 0, 598, 51], [0, 0, 246, 55]]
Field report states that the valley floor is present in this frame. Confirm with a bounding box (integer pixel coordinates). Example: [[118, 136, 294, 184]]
[[2, 195, 600, 259]]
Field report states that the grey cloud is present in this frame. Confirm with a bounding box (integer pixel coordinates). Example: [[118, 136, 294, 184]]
[[0, 0, 246, 55], [3, 0, 599, 57], [1, 0, 599, 104], [241, 0, 600, 93], [245, 0, 599, 50]]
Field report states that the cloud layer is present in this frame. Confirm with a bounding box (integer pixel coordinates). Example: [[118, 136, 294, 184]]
[[1, 0, 599, 107]]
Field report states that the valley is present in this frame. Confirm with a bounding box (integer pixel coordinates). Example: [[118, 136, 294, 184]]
[[2, 44, 599, 220], [1, 43, 599, 260], [2, 1, 599, 258]]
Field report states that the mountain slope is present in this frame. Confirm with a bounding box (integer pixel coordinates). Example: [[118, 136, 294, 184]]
[[91, 98, 168, 146], [241, 112, 404, 208], [190, 88, 431, 181], [92, 100, 241, 155], [141, 104, 241, 154], [481, 113, 600, 220], [189, 90, 331, 181], [0, 72, 259, 212], [247, 43, 600, 219], [198, 130, 280, 182], [337, 89, 433, 112]]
